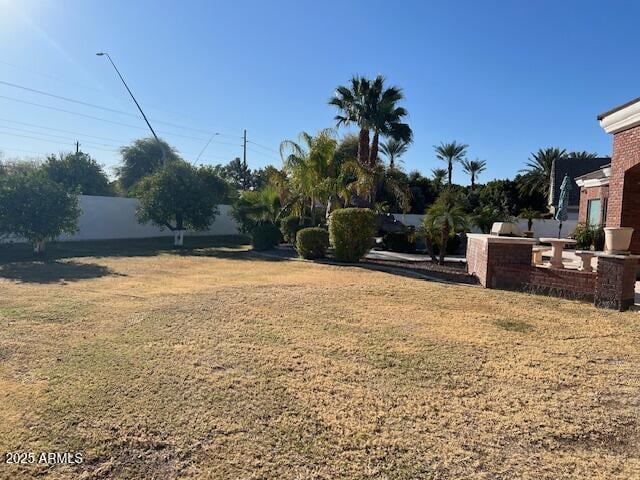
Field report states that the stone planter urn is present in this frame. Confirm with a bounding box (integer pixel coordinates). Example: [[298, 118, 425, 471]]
[[604, 227, 634, 254]]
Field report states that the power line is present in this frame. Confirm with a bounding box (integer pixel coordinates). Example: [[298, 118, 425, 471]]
[[0, 129, 117, 153], [0, 117, 127, 144], [0, 124, 120, 149], [247, 139, 278, 154], [0, 78, 244, 138], [0, 94, 207, 142], [246, 146, 280, 163]]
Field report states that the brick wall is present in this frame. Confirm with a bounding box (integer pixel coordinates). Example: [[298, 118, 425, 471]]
[[606, 125, 640, 252], [466, 236, 637, 310], [594, 256, 638, 311], [578, 185, 609, 225]]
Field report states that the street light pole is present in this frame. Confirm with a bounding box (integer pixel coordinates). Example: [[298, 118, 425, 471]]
[[96, 52, 164, 157]]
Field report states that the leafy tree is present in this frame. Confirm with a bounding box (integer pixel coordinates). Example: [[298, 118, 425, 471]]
[[460, 158, 487, 188], [0, 169, 80, 253], [333, 134, 359, 166], [479, 179, 519, 216], [43, 152, 114, 196], [116, 137, 179, 192], [380, 139, 410, 169], [422, 188, 468, 265], [329, 75, 412, 169], [213, 157, 269, 191], [518, 147, 567, 198], [407, 171, 439, 213], [134, 160, 224, 246], [434, 141, 468, 186]]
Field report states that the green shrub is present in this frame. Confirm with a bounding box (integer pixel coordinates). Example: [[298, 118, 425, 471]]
[[329, 208, 375, 262], [251, 222, 281, 251], [593, 227, 605, 251], [280, 215, 312, 243], [382, 229, 416, 253], [573, 223, 594, 250], [296, 227, 329, 259]]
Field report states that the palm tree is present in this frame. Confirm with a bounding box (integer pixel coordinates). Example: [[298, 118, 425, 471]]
[[431, 167, 447, 188], [567, 151, 598, 160], [460, 158, 487, 188], [422, 188, 468, 265], [380, 139, 409, 169], [279, 129, 338, 224], [329, 75, 412, 170], [518, 147, 567, 197], [366, 76, 412, 166], [434, 141, 468, 186]]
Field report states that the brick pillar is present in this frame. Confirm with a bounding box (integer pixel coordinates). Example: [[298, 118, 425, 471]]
[[606, 126, 640, 253], [594, 255, 639, 311]]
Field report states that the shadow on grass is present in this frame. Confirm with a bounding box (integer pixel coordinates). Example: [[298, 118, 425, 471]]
[[0, 235, 264, 264], [0, 260, 121, 284]]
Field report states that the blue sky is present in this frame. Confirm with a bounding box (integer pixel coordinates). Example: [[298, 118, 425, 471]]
[[0, 0, 638, 184]]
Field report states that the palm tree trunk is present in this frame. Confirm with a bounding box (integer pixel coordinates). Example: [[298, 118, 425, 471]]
[[369, 130, 379, 167], [439, 222, 449, 265], [358, 128, 370, 167], [471, 173, 475, 189], [448, 161, 453, 186]]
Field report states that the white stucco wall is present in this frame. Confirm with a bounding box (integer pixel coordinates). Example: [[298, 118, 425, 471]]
[[3, 195, 239, 243], [392, 213, 578, 239]]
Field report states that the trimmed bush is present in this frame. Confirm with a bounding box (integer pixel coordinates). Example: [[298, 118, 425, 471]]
[[329, 208, 375, 263], [296, 227, 329, 259], [280, 215, 312, 243], [251, 222, 281, 251]]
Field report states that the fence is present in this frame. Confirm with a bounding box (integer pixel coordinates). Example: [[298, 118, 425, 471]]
[[4, 195, 239, 243], [392, 213, 578, 239]]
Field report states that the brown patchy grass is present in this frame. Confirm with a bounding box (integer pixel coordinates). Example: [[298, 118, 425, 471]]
[[0, 239, 639, 479]]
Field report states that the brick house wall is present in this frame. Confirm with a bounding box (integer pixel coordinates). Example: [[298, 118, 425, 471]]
[[605, 125, 640, 252], [578, 185, 609, 225]]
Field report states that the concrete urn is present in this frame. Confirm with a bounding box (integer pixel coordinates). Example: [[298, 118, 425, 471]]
[[604, 227, 634, 254]]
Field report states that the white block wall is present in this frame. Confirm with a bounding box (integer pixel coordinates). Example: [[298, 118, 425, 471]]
[[392, 213, 578, 239], [3, 195, 240, 243]]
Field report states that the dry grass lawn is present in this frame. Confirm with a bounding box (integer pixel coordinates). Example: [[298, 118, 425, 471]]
[[0, 238, 639, 479]]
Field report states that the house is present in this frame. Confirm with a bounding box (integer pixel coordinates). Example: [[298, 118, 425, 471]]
[[575, 163, 611, 226], [548, 156, 610, 220], [584, 96, 640, 253]]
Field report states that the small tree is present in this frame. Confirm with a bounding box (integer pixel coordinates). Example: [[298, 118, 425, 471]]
[[422, 188, 468, 265], [0, 170, 80, 253], [116, 138, 180, 193], [134, 161, 224, 246], [43, 152, 114, 196], [518, 208, 543, 232]]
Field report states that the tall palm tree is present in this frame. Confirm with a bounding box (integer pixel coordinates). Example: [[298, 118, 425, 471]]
[[518, 147, 567, 197], [279, 129, 338, 223], [380, 139, 409, 169], [461, 158, 487, 188], [329, 75, 412, 169], [434, 141, 468, 186]]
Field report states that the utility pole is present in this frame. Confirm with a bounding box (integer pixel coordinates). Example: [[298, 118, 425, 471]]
[[75, 141, 80, 154], [242, 129, 248, 190]]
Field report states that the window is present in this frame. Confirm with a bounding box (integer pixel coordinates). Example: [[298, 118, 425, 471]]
[[587, 198, 602, 226], [602, 197, 608, 226]]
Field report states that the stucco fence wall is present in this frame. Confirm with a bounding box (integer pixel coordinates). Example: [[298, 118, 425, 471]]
[[2, 195, 240, 244], [393, 213, 578, 239]]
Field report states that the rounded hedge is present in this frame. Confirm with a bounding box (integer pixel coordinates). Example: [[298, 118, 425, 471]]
[[329, 208, 375, 263], [296, 227, 329, 259], [251, 222, 281, 251], [280, 215, 312, 243]]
